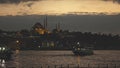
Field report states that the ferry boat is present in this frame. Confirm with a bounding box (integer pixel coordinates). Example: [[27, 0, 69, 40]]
[[0, 45, 13, 60], [72, 42, 94, 56]]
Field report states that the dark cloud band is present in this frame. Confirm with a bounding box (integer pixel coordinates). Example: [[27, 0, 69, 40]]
[[0, 0, 120, 4], [0, 0, 40, 3], [113, 0, 120, 4], [103, 0, 120, 4]]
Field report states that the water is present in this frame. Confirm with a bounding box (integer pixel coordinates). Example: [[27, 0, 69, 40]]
[[0, 50, 120, 68]]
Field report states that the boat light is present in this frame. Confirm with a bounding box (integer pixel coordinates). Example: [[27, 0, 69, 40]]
[[77, 42, 80, 45], [78, 48, 80, 50], [38, 46, 40, 48], [0, 47, 1, 51], [2, 47, 5, 51]]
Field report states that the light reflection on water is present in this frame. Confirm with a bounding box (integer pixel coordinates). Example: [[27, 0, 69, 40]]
[[0, 50, 20, 68], [0, 59, 6, 68], [77, 56, 80, 64], [1, 50, 120, 68], [15, 55, 20, 68]]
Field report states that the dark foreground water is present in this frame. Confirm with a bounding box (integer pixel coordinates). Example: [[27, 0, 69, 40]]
[[0, 50, 120, 68]]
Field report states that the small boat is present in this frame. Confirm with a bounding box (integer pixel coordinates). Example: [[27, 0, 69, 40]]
[[0, 45, 13, 60], [72, 42, 94, 56]]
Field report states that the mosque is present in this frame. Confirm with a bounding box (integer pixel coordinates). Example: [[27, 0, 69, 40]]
[[32, 17, 49, 35], [32, 17, 61, 35]]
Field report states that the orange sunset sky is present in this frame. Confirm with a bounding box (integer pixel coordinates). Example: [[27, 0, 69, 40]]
[[0, 0, 120, 16]]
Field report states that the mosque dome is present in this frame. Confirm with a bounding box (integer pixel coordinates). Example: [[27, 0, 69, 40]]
[[33, 22, 44, 29]]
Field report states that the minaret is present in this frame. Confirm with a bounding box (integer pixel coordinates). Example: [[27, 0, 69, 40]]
[[56, 24, 58, 30], [56, 22, 60, 32], [43, 16, 48, 29], [58, 22, 60, 31], [45, 16, 47, 30], [43, 18, 46, 29]]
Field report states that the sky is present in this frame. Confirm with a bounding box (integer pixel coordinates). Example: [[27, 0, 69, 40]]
[[0, 0, 120, 34], [0, 0, 120, 16]]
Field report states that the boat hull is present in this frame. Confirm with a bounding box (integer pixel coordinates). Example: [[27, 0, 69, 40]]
[[73, 50, 94, 56]]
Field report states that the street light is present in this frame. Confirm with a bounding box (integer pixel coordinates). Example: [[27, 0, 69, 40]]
[[16, 40, 20, 50], [38, 46, 41, 48], [16, 40, 19, 43]]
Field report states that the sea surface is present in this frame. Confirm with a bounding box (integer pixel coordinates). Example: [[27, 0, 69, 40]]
[[0, 50, 120, 68]]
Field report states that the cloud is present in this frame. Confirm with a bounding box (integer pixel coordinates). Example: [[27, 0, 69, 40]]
[[103, 0, 120, 4], [26, 2, 34, 7], [113, 0, 120, 4], [1, 0, 120, 4], [0, 0, 40, 4]]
